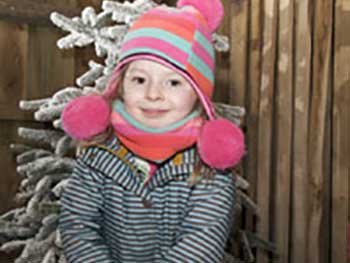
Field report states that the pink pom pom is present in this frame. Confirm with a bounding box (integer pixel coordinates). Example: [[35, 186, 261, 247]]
[[177, 0, 224, 32], [61, 95, 111, 140], [198, 119, 245, 170]]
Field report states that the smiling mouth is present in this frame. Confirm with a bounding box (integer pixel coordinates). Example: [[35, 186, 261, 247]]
[[141, 108, 169, 117]]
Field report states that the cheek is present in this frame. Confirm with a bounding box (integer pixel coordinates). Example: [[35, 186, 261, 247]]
[[176, 92, 197, 112], [122, 88, 140, 104]]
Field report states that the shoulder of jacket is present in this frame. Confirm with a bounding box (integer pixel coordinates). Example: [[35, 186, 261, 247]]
[[77, 136, 123, 164]]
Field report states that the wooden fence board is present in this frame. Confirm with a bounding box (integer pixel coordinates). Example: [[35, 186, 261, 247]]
[[272, 0, 294, 262], [292, 0, 312, 262], [332, 1, 350, 262], [0, 0, 80, 26], [26, 25, 75, 100], [229, 0, 248, 106], [0, 21, 30, 121], [214, 0, 231, 104], [245, 0, 262, 240], [256, 0, 278, 262], [307, 0, 334, 262]]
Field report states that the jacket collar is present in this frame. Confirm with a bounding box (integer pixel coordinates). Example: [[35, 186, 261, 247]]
[[80, 135, 197, 195]]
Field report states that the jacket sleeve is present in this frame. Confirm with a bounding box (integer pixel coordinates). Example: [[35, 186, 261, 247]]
[[161, 174, 236, 263], [59, 157, 114, 263]]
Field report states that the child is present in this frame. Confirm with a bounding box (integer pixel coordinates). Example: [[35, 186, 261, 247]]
[[59, 0, 245, 262]]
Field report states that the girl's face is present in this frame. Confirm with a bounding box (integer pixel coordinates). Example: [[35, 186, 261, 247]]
[[122, 59, 197, 129]]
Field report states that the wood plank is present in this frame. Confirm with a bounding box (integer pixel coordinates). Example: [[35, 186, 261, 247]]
[[0, 21, 31, 121], [0, 0, 81, 26], [245, 0, 262, 249], [0, 22, 75, 120], [307, 0, 334, 262], [332, 1, 350, 262], [272, 0, 294, 262], [256, 0, 278, 262], [226, 1, 249, 258], [291, 0, 312, 262], [214, 0, 231, 104], [321, 83, 333, 263], [229, 0, 248, 106], [25, 25, 75, 107]]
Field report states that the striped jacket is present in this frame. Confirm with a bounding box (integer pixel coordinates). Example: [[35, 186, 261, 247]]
[[59, 136, 236, 263]]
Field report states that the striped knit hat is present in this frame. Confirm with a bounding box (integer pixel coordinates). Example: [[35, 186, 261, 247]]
[[103, 0, 223, 120]]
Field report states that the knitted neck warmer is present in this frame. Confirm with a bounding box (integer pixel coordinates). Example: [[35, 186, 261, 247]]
[[111, 100, 204, 162]]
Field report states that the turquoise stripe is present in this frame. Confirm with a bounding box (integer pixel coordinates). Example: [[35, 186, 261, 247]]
[[125, 28, 192, 54], [195, 31, 215, 58], [113, 100, 200, 134], [119, 48, 186, 70], [189, 53, 214, 83]]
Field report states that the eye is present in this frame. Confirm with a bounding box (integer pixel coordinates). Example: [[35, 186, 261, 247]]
[[131, 76, 146, 85], [166, 79, 182, 87]]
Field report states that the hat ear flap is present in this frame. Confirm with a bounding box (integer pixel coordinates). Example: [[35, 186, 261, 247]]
[[197, 118, 245, 170], [61, 95, 111, 140]]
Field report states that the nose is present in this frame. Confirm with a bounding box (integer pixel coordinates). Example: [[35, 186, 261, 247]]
[[144, 82, 164, 101]]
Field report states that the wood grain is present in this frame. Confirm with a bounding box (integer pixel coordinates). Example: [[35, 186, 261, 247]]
[[332, 1, 350, 262], [256, 0, 278, 262], [272, 0, 294, 262], [0, 0, 80, 26], [244, 0, 262, 245], [229, 0, 248, 107], [291, 0, 312, 262], [0, 21, 30, 120], [307, 0, 334, 262], [213, 0, 231, 104]]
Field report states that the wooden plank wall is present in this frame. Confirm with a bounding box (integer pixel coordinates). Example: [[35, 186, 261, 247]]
[[0, 1, 349, 263], [215, 0, 350, 262]]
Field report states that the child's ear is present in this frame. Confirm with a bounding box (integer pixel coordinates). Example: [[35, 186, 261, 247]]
[[62, 95, 111, 140]]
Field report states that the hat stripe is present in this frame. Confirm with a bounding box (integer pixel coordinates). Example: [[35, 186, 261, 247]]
[[186, 63, 213, 97], [188, 54, 214, 83], [120, 48, 186, 70], [146, 8, 201, 29], [194, 31, 214, 58], [128, 26, 214, 62], [124, 28, 192, 54], [130, 17, 194, 42], [143, 8, 212, 45], [120, 37, 188, 64]]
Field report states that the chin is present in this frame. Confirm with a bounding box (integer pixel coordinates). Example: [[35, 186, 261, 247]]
[[143, 122, 167, 129]]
